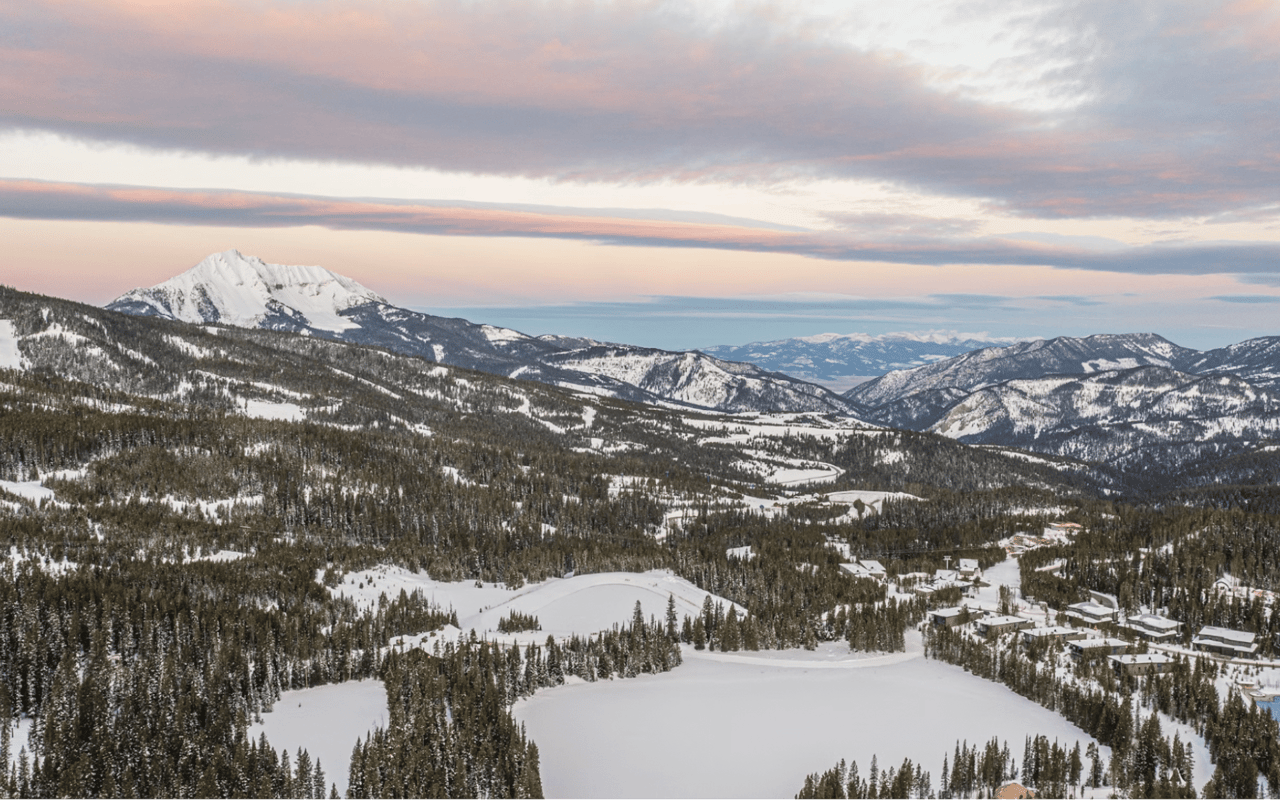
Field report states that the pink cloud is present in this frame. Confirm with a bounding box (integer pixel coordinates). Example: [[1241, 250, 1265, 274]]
[[7, 178, 1280, 281], [9, 1, 1280, 218]]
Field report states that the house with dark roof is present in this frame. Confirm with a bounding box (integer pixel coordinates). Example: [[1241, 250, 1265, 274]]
[[1068, 637, 1130, 660], [1110, 653, 1176, 677]]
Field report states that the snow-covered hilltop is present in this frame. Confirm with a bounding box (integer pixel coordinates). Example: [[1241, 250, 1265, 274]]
[[108, 249, 387, 334]]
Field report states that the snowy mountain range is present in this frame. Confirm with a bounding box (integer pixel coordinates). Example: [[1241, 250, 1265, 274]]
[[108, 251, 860, 416], [96, 250, 1280, 481], [846, 333, 1280, 477], [701, 331, 1013, 391]]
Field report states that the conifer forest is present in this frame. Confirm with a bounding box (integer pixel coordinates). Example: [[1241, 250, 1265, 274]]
[[5, 285, 1280, 798]]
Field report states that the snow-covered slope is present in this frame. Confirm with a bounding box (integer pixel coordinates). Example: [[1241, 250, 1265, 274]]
[[108, 250, 387, 333], [848, 333, 1196, 409], [541, 345, 858, 415], [1185, 336, 1280, 392], [844, 333, 1280, 476], [702, 331, 1011, 390], [108, 251, 862, 417]]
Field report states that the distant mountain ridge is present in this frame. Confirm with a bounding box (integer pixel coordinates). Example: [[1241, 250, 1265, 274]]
[[701, 331, 1014, 391], [108, 250, 862, 417], [845, 332, 1280, 478]]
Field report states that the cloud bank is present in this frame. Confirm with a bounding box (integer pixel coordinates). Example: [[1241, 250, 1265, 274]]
[[4, 178, 1280, 278], [2, 0, 1279, 219]]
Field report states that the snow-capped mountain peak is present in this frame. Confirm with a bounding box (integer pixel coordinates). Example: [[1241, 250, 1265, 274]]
[[108, 249, 387, 333], [106, 251, 861, 416]]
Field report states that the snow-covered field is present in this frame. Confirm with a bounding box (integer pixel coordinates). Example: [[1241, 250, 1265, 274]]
[[6, 717, 31, 770], [0, 479, 57, 504], [514, 636, 1111, 799], [248, 679, 388, 797], [466, 571, 746, 642], [327, 568, 745, 643], [0, 320, 21, 370]]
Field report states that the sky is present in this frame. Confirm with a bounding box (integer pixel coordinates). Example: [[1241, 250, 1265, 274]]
[[3, 0, 1280, 351]]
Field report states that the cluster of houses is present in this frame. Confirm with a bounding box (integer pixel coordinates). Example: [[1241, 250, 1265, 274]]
[[929, 605, 1180, 676], [1212, 574, 1279, 607], [930, 584, 1265, 676], [904, 558, 983, 596]]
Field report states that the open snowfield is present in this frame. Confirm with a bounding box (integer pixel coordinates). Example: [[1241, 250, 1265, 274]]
[[770, 462, 842, 486], [514, 637, 1111, 799], [329, 568, 745, 643], [682, 413, 878, 443], [0, 479, 57, 504], [6, 717, 31, 770], [467, 571, 747, 641], [0, 321, 21, 370], [824, 489, 921, 508], [248, 679, 388, 797]]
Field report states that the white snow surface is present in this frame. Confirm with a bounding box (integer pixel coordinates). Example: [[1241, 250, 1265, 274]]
[[769, 462, 842, 486], [515, 636, 1110, 799], [185, 547, 248, 563], [112, 250, 385, 333], [824, 490, 921, 507], [0, 479, 56, 504], [481, 324, 530, 344], [7, 717, 32, 771], [242, 399, 308, 421], [248, 679, 388, 797], [469, 571, 745, 639], [326, 568, 743, 641], [0, 320, 22, 370]]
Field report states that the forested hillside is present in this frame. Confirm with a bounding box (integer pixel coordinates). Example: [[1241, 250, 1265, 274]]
[[0, 285, 1129, 797]]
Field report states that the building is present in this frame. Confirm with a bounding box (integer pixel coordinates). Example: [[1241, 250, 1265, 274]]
[[1021, 626, 1087, 648], [957, 558, 981, 580], [1192, 626, 1259, 658], [977, 615, 1032, 637], [840, 562, 876, 580], [1110, 653, 1176, 677], [930, 606, 983, 628], [913, 568, 970, 596], [1123, 613, 1181, 642], [859, 559, 887, 580], [1065, 600, 1118, 625], [1089, 590, 1120, 611], [1068, 637, 1130, 660], [995, 782, 1036, 799]]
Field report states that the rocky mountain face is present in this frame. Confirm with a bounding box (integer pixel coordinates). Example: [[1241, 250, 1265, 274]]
[[108, 250, 860, 416], [846, 333, 1280, 482], [701, 331, 1011, 390]]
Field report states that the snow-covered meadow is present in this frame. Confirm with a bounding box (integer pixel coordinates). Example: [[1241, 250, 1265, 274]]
[[514, 637, 1110, 799], [258, 562, 1137, 799], [248, 679, 389, 797], [327, 567, 745, 644]]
